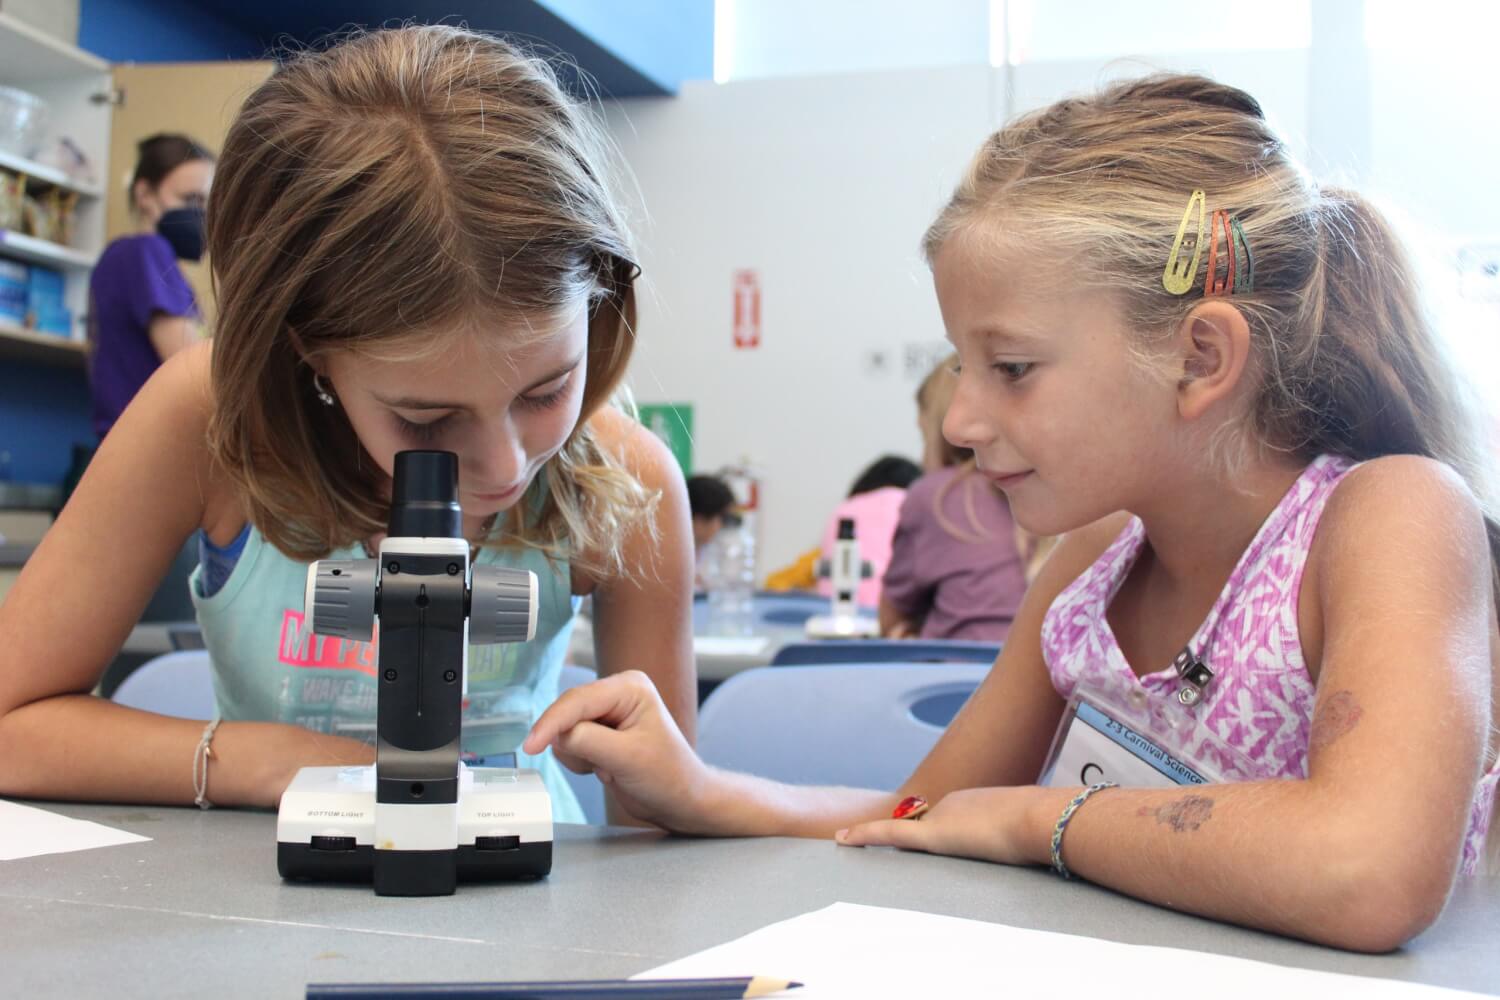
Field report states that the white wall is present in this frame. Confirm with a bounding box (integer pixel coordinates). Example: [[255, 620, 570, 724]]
[[606, 67, 994, 573], [715, 0, 989, 81]]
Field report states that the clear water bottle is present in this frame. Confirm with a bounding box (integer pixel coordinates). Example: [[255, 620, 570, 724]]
[[705, 519, 755, 636]]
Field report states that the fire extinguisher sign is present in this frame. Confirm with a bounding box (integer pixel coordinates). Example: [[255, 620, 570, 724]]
[[732, 269, 760, 349]]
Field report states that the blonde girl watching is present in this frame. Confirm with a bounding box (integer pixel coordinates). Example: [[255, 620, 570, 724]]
[[0, 27, 697, 824], [525, 74, 1499, 949]]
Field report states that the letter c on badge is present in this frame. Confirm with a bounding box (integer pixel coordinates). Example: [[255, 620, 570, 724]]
[[1080, 762, 1104, 785]]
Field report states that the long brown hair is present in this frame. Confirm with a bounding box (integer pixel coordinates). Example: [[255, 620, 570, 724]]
[[205, 26, 653, 573], [923, 73, 1500, 595]]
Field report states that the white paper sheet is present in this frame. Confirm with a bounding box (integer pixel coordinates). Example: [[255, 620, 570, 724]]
[[692, 636, 771, 657], [0, 800, 151, 861], [636, 902, 1487, 999]]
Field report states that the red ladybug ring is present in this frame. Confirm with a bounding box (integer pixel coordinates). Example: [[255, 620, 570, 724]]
[[892, 795, 931, 821]]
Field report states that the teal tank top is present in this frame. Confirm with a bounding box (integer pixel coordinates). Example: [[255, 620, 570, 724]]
[[189, 510, 585, 824]]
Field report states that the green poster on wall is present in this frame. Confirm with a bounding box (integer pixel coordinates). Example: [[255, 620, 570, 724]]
[[637, 403, 694, 474]]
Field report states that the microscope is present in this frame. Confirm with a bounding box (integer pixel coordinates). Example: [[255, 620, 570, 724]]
[[805, 517, 880, 639], [276, 450, 554, 896]]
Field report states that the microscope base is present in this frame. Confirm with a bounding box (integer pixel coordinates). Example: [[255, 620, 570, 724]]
[[805, 613, 880, 639], [276, 764, 553, 889]]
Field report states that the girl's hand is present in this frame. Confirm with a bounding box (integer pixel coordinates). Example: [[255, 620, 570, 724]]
[[834, 786, 1048, 867], [523, 671, 716, 833]]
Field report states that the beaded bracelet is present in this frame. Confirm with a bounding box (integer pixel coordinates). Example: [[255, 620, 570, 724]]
[[1049, 781, 1117, 879], [192, 718, 221, 810]]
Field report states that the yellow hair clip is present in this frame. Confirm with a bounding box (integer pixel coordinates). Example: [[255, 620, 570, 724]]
[[1163, 189, 1206, 295]]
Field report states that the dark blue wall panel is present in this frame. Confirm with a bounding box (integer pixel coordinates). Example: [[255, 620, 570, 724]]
[[0, 362, 94, 485], [80, 0, 264, 62], [80, 1, 713, 95]]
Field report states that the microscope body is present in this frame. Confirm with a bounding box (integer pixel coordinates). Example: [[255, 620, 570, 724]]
[[276, 451, 553, 896], [806, 516, 879, 639]]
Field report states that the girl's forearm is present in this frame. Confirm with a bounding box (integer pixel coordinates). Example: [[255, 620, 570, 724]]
[[695, 765, 897, 839], [0, 693, 373, 808], [1020, 781, 1453, 952]]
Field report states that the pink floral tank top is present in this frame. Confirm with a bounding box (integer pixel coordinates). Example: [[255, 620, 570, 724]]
[[1041, 455, 1497, 875]]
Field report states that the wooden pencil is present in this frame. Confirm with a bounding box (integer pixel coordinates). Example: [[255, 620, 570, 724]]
[[306, 975, 801, 1000]]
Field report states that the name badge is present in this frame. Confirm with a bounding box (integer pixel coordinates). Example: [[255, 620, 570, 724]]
[[1039, 692, 1217, 788]]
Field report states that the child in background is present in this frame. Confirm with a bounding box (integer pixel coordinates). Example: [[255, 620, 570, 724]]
[[527, 74, 1500, 948], [881, 358, 1028, 640], [815, 455, 921, 608], [0, 27, 698, 825], [686, 474, 738, 553]]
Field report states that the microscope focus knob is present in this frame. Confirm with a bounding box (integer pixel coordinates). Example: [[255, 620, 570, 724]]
[[469, 566, 539, 644], [304, 559, 379, 641]]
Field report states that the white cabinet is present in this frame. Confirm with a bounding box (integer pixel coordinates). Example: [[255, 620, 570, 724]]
[[0, 10, 111, 367]]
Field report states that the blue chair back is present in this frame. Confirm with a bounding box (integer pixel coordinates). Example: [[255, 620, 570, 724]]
[[111, 650, 217, 720], [556, 665, 606, 825], [770, 638, 1000, 667], [696, 663, 988, 790]]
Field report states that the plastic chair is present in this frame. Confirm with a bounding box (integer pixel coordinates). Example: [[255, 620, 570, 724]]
[[110, 650, 217, 720], [556, 664, 606, 825], [770, 638, 1000, 667], [696, 663, 988, 790]]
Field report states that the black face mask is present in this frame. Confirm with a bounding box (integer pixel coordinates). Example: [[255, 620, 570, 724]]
[[156, 205, 206, 262]]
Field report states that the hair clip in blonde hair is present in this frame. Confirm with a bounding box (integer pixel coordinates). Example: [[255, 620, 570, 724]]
[[1205, 210, 1255, 297], [1228, 216, 1253, 293], [1163, 189, 1207, 295], [1205, 210, 1234, 296]]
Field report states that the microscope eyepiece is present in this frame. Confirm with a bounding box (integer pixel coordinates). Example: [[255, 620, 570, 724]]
[[389, 450, 463, 540]]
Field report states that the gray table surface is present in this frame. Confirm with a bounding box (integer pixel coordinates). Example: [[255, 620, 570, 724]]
[[2, 802, 1496, 999]]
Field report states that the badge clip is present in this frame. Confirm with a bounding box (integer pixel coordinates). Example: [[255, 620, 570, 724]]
[[1173, 646, 1215, 706]]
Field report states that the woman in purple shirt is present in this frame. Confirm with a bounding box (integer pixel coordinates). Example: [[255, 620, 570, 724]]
[[87, 134, 213, 437]]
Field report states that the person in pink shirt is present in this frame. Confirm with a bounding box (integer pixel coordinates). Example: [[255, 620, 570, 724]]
[[816, 456, 920, 608]]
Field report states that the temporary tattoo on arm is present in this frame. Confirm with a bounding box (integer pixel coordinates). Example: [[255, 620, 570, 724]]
[[1136, 794, 1215, 833], [1309, 689, 1364, 754]]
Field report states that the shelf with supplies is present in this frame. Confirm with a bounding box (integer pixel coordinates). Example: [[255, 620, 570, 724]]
[[0, 230, 96, 271], [0, 12, 109, 85], [0, 149, 102, 200], [0, 12, 112, 371], [0, 321, 86, 367]]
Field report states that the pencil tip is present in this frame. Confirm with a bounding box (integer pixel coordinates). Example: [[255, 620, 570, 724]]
[[745, 976, 803, 997]]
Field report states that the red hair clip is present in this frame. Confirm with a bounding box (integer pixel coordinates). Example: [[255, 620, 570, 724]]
[[1204, 210, 1255, 296], [1204, 209, 1235, 297]]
